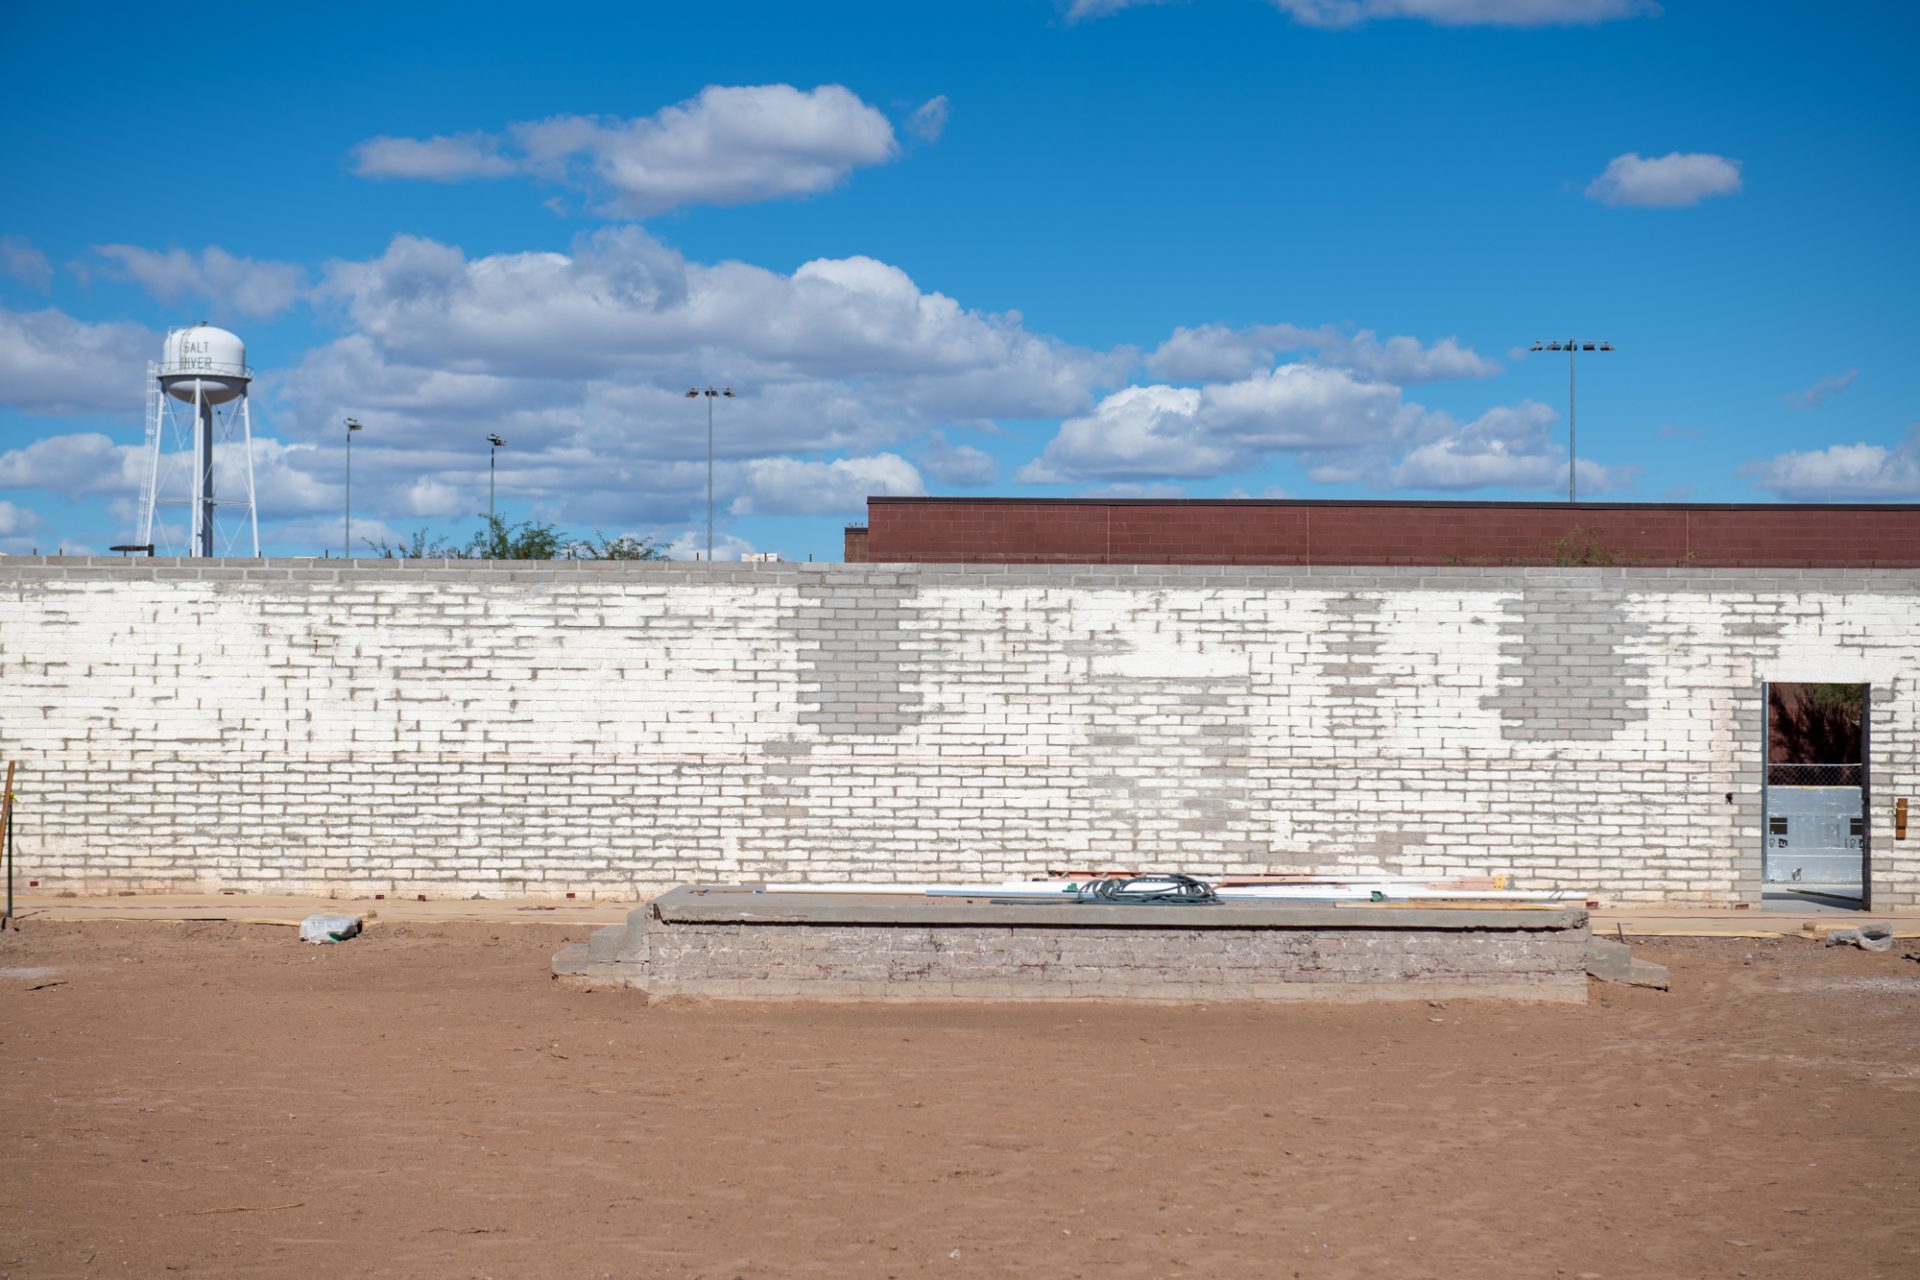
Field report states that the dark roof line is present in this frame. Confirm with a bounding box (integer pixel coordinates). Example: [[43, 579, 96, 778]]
[[863, 497, 1920, 512]]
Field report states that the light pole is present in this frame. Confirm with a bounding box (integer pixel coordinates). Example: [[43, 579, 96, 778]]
[[487, 434, 506, 538], [1528, 340, 1613, 502], [344, 418, 362, 557], [685, 386, 734, 560]]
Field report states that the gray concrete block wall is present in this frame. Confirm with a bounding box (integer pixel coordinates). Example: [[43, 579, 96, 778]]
[[1, 558, 1915, 907]]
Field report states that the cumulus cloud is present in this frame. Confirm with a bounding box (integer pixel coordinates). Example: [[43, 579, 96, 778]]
[[907, 96, 950, 143], [1147, 322, 1498, 384], [247, 227, 1113, 548], [1072, 0, 1652, 24], [351, 84, 904, 217], [1386, 401, 1632, 492], [309, 227, 1108, 420], [920, 431, 998, 486], [14, 216, 1095, 554], [351, 131, 518, 181], [657, 529, 763, 562], [1585, 152, 1742, 208], [1064, 0, 1164, 18], [1746, 428, 1920, 500], [1, 236, 53, 291], [0, 429, 336, 534], [1020, 385, 1221, 482], [93, 244, 307, 319], [730, 453, 924, 516], [0, 306, 156, 416], [0, 498, 40, 536], [0, 431, 144, 495], [1020, 361, 1630, 496], [1785, 368, 1859, 410], [1081, 481, 1188, 498], [1018, 365, 1412, 483], [1274, 0, 1653, 25]]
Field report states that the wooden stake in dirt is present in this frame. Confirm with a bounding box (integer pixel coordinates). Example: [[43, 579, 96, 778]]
[[2, 759, 15, 930]]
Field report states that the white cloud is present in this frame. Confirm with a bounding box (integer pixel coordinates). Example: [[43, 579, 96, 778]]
[[1277, 0, 1652, 25], [352, 84, 903, 217], [1064, 0, 1159, 18], [0, 431, 144, 494], [271, 225, 1101, 543], [1746, 428, 1920, 500], [907, 96, 951, 143], [399, 476, 469, 518], [1147, 322, 1498, 384], [658, 529, 762, 562], [9, 217, 1100, 554], [310, 228, 1108, 420], [1585, 152, 1742, 208], [1324, 331, 1499, 384], [1073, 0, 1652, 24], [1019, 385, 1221, 482], [0, 307, 155, 416], [1145, 325, 1277, 383], [0, 430, 338, 532], [730, 453, 924, 516], [921, 432, 998, 486], [527, 85, 899, 216], [1082, 481, 1188, 498], [93, 245, 307, 319], [1785, 368, 1858, 410], [1204, 364, 1413, 446], [1020, 365, 1412, 483], [351, 132, 518, 181], [0, 499, 40, 536], [1387, 403, 1560, 489], [1021, 362, 1632, 496], [1, 236, 53, 291], [1385, 401, 1631, 492]]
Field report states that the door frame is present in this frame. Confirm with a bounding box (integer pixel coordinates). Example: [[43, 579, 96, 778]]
[[1759, 680, 1871, 908]]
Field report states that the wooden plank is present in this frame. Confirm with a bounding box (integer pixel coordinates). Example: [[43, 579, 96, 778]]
[[2, 759, 15, 925]]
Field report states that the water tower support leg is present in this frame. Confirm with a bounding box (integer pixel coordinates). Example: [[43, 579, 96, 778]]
[[190, 383, 204, 556], [140, 369, 163, 549], [196, 390, 215, 558], [240, 396, 259, 557]]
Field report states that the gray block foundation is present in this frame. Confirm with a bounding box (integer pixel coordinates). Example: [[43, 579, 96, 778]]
[[553, 886, 1594, 1004]]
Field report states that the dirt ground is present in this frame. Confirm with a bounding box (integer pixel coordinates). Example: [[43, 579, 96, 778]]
[[2, 922, 1917, 1279]]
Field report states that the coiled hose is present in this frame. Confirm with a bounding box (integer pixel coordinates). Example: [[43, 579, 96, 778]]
[[1075, 874, 1218, 905]]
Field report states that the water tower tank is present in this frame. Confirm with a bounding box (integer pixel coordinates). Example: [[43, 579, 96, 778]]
[[160, 322, 249, 404]]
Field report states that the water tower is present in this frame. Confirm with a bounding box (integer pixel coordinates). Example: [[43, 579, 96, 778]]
[[137, 322, 259, 556]]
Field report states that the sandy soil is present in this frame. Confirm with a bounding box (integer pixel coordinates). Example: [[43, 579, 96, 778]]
[[2, 922, 1917, 1279]]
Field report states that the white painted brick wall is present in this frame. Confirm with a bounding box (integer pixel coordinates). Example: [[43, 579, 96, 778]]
[[1, 559, 1915, 906]]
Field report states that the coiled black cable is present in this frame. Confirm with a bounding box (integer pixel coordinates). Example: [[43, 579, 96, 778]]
[[1075, 874, 1217, 905]]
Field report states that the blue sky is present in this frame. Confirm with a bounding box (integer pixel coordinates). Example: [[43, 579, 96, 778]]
[[2, 0, 1916, 560]]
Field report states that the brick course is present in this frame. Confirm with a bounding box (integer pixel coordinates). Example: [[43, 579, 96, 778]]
[[854, 499, 1920, 568], [1, 557, 1915, 907]]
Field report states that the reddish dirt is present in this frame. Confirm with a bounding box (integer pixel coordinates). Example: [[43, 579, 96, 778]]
[[2, 921, 1917, 1278]]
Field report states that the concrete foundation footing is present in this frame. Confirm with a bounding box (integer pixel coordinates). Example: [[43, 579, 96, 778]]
[[551, 886, 1603, 1004], [1584, 936, 1672, 989]]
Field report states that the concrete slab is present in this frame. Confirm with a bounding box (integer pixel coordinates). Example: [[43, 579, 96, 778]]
[[561, 885, 1597, 1004], [1585, 936, 1672, 990], [650, 885, 1585, 932]]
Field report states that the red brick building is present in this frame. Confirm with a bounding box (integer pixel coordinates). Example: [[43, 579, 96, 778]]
[[844, 498, 1920, 568]]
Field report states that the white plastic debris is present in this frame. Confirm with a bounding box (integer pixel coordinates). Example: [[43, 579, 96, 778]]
[[299, 914, 362, 945], [1824, 925, 1894, 952]]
